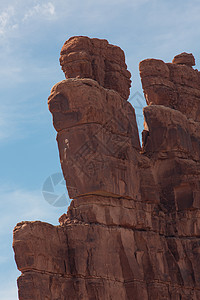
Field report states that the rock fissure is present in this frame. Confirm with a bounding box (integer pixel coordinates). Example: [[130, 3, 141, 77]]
[[62, 220, 200, 239], [19, 269, 200, 292]]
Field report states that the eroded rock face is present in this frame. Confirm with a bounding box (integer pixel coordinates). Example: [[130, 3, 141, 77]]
[[140, 55, 200, 216], [139, 56, 200, 121], [60, 36, 131, 100], [13, 38, 200, 300], [48, 77, 159, 201], [172, 52, 195, 67]]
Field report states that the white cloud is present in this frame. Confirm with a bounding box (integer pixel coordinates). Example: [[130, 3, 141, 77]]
[[0, 2, 56, 37], [23, 2, 55, 21], [0, 6, 15, 35]]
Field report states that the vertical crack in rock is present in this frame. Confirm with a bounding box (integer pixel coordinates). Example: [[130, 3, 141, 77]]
[[13, 37, 200, 299]]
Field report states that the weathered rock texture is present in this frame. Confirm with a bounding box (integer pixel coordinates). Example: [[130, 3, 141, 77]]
[[60, 36, 131, 100], [172, 52, 195, 67], [13, 37, 200, 300], [139, 54, 200, 121]]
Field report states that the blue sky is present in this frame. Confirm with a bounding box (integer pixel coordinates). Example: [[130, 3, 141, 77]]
[[1, 0, 200, 298]]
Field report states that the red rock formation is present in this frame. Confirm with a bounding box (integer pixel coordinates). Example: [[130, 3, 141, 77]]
[[60, 36, 131, 100], [139, 54, 200, 121], [172, 52, 195, 67], [13, 37, 200, 299]]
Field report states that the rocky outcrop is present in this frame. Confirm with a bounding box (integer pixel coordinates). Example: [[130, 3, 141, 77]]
[[172, 52, 195, 67], [48, 77, 159, 202], [60, 36, 131, 100], [139, 54, 200, 121], [13, 37, 200, 299]]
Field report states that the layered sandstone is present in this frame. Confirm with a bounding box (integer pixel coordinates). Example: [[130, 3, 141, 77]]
[[139, 54, 200, 121], [13, 38, 200, 300], [59, 36, 131, 100]]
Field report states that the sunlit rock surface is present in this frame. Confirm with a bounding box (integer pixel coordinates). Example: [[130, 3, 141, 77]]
[[13, 37, 200, 300]]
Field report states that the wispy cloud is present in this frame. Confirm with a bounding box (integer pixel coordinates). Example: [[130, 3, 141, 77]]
[[0, 6, 16, 36], [0, 2, 55, 37], [23, 2, 55, 21]]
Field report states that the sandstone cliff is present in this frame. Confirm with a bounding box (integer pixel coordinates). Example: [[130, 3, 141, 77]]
[[13, 37, 200, 300]]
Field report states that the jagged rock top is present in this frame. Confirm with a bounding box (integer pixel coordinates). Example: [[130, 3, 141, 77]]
[[59, 36, 131, 100], [139, 53, 200, 121], [172, 52, 195, 67]]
